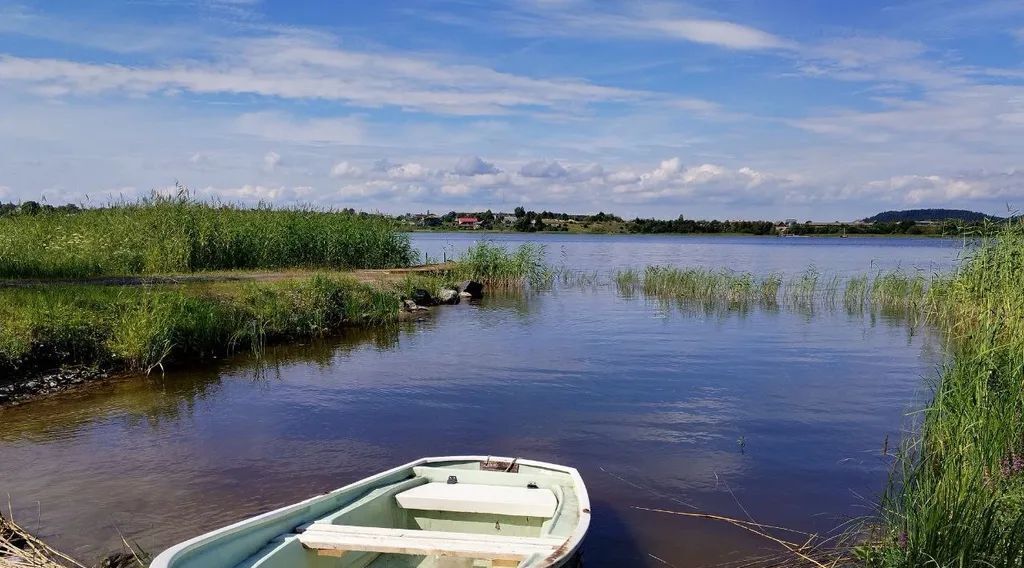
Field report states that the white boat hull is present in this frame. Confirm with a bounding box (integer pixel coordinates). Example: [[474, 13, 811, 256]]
[[151, 456, 589, 568]]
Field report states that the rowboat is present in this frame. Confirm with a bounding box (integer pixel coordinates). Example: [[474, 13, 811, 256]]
[[151, 456, 590, 568]]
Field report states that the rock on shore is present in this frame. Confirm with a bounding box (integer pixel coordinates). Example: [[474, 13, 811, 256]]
[[0, 367, 108, 406]]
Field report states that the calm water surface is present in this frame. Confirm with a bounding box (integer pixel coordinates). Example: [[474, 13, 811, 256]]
[[0, 234, 962, 566]]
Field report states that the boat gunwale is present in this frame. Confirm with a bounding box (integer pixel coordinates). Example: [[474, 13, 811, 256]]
[[149, 455, 589, 568]]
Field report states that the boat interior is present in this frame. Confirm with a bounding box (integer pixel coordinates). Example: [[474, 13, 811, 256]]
[[227, 460, 581, 568]]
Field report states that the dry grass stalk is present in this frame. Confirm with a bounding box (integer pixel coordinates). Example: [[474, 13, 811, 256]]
[[0, 512, 85, 568]]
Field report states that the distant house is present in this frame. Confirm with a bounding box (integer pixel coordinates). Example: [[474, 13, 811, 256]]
[[456, 216, 480, 228], [501, 215, 518, 225], [412, 213, 441, 227]]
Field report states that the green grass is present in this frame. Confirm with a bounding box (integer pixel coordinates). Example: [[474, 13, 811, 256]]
[[0, 193, 415, 278], [449, 242, 553, 288], [0, 242, 553, 382], [0, 276, 401, 378], [859, 221, 1024, 567], [613, 265, 927, 316]]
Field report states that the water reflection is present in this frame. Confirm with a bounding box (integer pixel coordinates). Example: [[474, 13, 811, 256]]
[[0, 235, 954, 567], [0, 326, 409, 442]]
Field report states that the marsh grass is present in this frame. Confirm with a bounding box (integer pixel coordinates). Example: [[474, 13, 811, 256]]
[[0, 192, 415, 278], [614, 265, 930, 317], [450, 242, 552, 288], [0, 242, 555, 381], [0, 276, 401, 377], [858, 221, 1024, 567]]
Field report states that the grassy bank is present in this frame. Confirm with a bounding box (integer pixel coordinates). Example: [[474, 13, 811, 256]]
[[860, 221, 1024, 566], [0, 276, 401, 378], [0, 242, 549, 386], [0, 194, 415, 279]]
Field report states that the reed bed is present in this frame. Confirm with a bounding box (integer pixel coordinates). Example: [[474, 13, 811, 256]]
[[860, 220, 1024, 567], [0, 276, 401, 378], [0, 243, 553, 382], [0, 193, 415, 279], [449, 242, 553, 288], [613, 266, 931, 317]]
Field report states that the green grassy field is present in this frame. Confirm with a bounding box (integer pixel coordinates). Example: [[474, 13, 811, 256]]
[[0, 195, 415, 279]]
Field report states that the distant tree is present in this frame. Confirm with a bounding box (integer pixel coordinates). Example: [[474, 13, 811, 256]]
[[19, 201, 41, 215], [514, 206, 526, 218]]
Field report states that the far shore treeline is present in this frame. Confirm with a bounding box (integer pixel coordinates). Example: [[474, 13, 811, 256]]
[[404, 206, 1001, 236], [1, 199, 1000, 238]]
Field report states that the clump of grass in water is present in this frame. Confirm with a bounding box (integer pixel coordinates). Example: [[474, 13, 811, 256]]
[[451, 242, 553, 288], [786, 266, 820, 306], [620, 266, 783, 308], [0, 190, 415, 279], [615, 265, 934, 319]]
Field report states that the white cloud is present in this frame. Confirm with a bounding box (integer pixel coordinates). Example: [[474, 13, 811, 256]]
[[441, 4, 791, 51], [638, 18, 790, 50], [263, 151, 281, 172], [452, 156, 500, 176], [859, 171, 1024, 206], [387, 162, 433, 181], [0, 33, 649, 116], [330, 161, 362, 178], [519, 160, 568, 178]]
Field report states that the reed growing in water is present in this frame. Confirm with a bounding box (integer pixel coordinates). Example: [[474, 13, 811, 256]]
[[0, 193, 415, 278], [613, 265, 929, 315], [0, 276, 402, 379], [860, 221, 1024, 567], [450, 242, 552, 288]]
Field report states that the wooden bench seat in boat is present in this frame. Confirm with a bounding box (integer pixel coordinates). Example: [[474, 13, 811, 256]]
[[297, 523, 562, 561], [395, 483, 558, 518]]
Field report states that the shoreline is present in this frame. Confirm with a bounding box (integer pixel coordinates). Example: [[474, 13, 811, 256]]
[[0, 265, 464, 407], [404, 228, 962, 239]]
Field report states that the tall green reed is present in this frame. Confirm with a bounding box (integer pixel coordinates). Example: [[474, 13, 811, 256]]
[[863, 221, 1024, 567], [0, 193, 415, 278]]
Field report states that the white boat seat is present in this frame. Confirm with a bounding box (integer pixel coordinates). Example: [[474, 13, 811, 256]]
[[395, 483, 558, 518], [298, 523, 562, 561]]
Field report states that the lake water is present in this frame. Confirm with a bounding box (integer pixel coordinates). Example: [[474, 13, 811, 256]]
[[0, 234, 963, 567]]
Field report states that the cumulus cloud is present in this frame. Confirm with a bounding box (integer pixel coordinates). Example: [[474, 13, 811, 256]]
[[519, 160, 568, 178], [262, 151, 281, 172], [330, 161, 361, 178], [859, 171, 1024, 205], [388, 162, 433, 181], [452, 156, 500, 176]]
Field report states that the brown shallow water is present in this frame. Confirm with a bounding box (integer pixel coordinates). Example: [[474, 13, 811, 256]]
[[0, 234, 960, 567]]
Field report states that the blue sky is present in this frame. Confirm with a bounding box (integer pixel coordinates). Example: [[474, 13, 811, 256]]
[[2, 0, 1024, 219]]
